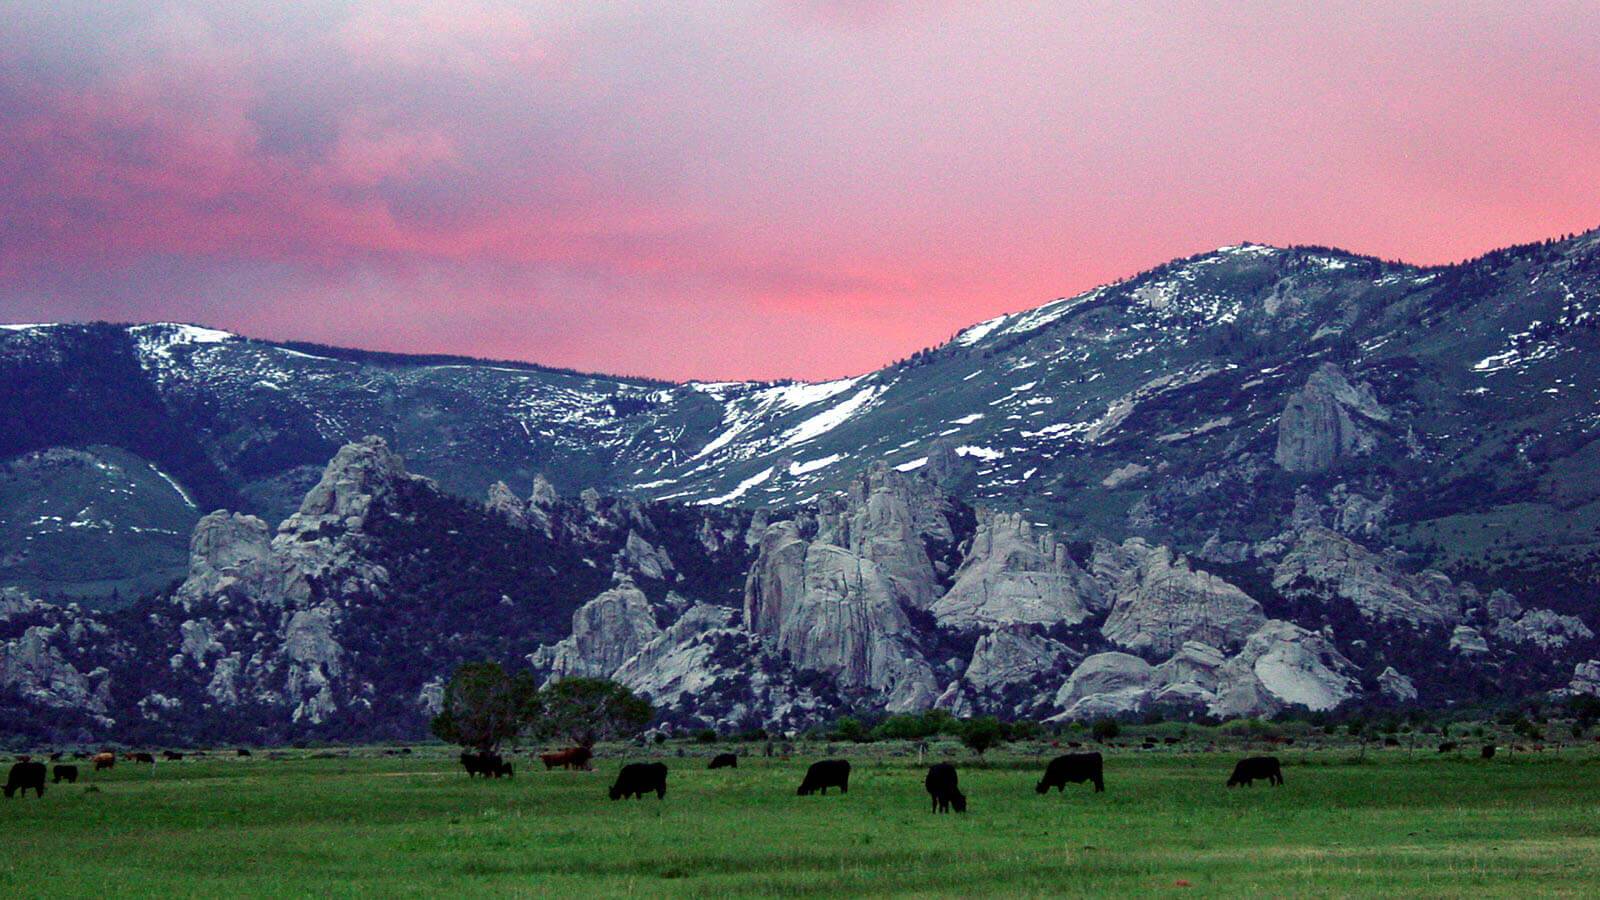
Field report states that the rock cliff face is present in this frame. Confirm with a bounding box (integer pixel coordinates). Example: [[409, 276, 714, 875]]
[[930, 512, 1103, 630], [1099, 542, 1266, 657], [1274, 363, 1390, 472], [743, 521, 938, 711], [811, 462, 952, 610]]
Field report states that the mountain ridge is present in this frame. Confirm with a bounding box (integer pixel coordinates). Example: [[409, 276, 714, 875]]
[[3, 226, 1600, 602]]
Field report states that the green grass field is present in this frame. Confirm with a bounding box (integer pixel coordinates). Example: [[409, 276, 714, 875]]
[[4, 743, 1600, 897]]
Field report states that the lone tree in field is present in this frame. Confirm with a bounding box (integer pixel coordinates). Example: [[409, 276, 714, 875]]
[[528, 677, 654, 747], [430, 662, 536, 752], [959, 716, 1005, 758]]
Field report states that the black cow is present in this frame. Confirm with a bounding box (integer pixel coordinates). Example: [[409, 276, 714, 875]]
[[52, 765, 78, 784], [1036, 753, 1104, 794], [708, 753, 738, 770], [460, 752, 513, 778], [4, 762, 46, 798], [163, 751, 185, 761], [1227, 756, 1284, 787], [924, 763, 966, 814], [797, 759, 850, 796], [610, 763, 669, 800], [1482, 745, 1496, 760], [236, 748, 252, 757], [1438, 742, 1458, 754], [130, 752, 155, 764]]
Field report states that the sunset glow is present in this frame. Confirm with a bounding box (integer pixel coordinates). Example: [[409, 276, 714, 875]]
[[2, 1, 1597, 380]]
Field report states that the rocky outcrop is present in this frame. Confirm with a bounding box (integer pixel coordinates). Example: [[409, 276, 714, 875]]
[[744, 520, 937, 711], [812, 461, 950, 609], [1099, 542, 1265, 658], [535, 580, 663, 679], [616, 530, 677, 581], [1209, 621, 1360, 718], [961, 626, 1077, 695], [1491, 609, 1594, 651], [155, 437, 424, 726], [485, 481, 527, 526], [937, 625, 1078, 715], [0, 590, 115, 724], [1377, 666, 1418, 703], [1450, 625, 1490, 655], [1150, 641, 1227, 708], [1568, 660, 1600, 697], [527, 474, 559, 535], [1273, 527, 1463, 627], [930, 512, 1103, 630], [1274, 363, 1389, 472], [174, 511, 301, 610]]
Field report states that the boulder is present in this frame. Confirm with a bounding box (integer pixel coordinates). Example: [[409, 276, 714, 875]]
[[1210, 621, 1360, 718], [485, 481, 528, 526], [617, 530, 677, 581], [1151, 641, 1227, 703], [1050, 652, 1155, 719]]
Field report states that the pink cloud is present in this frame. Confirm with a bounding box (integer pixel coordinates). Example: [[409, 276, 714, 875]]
[[2, 2, 1599, 381]]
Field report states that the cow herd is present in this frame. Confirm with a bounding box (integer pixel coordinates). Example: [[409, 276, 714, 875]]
[[446, 749, 1289, 813], [3, 745, 1292, 807]]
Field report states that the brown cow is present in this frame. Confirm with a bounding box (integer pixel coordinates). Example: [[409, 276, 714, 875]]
[[93, 752, 116, 771], [540, 746, 593, 770]]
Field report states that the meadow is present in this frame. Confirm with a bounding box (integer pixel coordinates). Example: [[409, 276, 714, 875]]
[[3, 741, 1600, 898]]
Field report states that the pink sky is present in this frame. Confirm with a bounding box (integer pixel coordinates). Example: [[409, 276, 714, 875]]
[[2, 1, 1598, 381]]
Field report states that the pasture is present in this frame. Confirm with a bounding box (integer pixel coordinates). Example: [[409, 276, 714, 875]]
[[3, 744, 1600, 897]]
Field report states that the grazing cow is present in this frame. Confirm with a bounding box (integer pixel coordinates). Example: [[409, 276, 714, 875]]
[[49, 752, 63, 762], [1482, 745, 1496, 760], [1438, 742, 1458, 753], [924, 763, 966, 814], [1226, 756, 1284, 788], [1036, 753, 1105, 794], [163, 751, 185, 761], [609, 763, 669, 800], [460, 752, 512, 778], [92, 752, 115, 771], [4, 761, 46, 798], [708, 753, 738, 770], [797, 759, 851, 796], [52, 765, 78, 784], [540, 746, 594, 770], [131, 753, 155, 765]]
